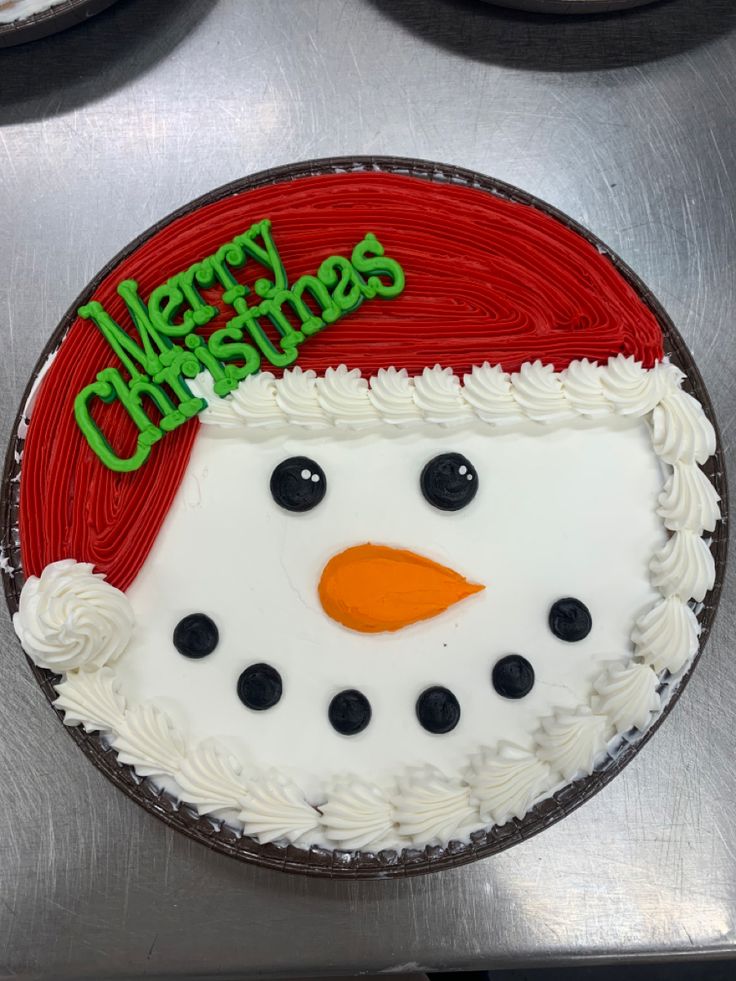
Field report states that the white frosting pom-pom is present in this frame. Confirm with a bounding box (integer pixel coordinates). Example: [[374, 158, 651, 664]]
[[13, 559, 134, 673]]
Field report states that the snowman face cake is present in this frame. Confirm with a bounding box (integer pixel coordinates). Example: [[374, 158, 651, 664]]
[[11, 168, 721, 856]]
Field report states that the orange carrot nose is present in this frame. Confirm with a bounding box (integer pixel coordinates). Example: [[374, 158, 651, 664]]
[[318, 543, 484, 634]]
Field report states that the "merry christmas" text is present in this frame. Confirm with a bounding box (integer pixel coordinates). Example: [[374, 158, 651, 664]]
[[74, 219, 405, 471]]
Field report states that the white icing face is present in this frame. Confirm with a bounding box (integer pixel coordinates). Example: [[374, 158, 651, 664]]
[[118, 417, 666, 802]]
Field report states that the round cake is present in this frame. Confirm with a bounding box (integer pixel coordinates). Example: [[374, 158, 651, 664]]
[[4, 158, 726, 876]]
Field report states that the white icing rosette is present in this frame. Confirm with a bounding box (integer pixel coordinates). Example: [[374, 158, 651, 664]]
[[239, 772, 321, 845], [462, 362, 522, 424], [13, 559, 134, 672], [393, 766, 478, 844], [534, 707, 610, 781], [53, 666, 126, 733], [511, 360, 574, 423], [632, 596, 700, 675], [368, 366, 423, 423], [316, 365, 379, 427], [320, 777, 396, 851], [466, 742, 551, 826], [413, 365, 474, 424], [592, 661, 660, 734]]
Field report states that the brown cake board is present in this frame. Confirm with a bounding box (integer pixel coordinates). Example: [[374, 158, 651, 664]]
[[1, 157, 728, 879], [0, 0, 118, 47]]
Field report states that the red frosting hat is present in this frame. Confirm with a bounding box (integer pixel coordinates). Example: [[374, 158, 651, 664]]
[[19, 171, 664, 592]]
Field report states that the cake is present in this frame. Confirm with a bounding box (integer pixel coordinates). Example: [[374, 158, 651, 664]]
[[0, 0, 62, 24], [6, 162, 723, 864]]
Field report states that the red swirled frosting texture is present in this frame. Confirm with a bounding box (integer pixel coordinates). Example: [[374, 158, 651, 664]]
[[20, 171, 664, 591]]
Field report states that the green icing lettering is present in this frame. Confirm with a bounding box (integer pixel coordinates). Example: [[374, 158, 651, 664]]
[[351, 233, 405, 298], [207, 325, 261, 396], [177, 262, 218, 327], [318, 255, 374, 312], [239, 219, 288, 297], [79, 280, 169, 380], [74, 221, 405, 471], [74, 372, 161, 473], [229, 297, 300, 368]]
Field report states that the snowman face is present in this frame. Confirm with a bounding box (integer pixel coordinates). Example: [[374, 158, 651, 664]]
[[117, 415, 665, 801]]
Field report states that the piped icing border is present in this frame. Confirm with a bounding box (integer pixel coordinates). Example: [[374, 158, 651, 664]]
[[14, 355, 720, 851], [191, 355, 711, 436]]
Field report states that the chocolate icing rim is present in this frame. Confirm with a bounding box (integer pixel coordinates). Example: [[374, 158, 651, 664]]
[[1, 156, 728, 879], [0, 0, 118, 48]]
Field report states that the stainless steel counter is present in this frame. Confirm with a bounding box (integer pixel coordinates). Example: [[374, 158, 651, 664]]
[[1, 0, 735, 978]]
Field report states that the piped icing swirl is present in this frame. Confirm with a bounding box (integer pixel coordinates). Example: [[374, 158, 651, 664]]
[[561, 359, 612, 417], [225, 372, 281, 429], [657, 461, 721, 533], [320, 778, 396, 851], [466, 743, 551, 826], [112, 702, 186, 778], [534, 707, 610, 781], [650, 531, 715, 602], [412, 366, 474, 425], [592, 662, 660, 733], [631, 596, 700, 675], [54, 666, 126, 733], [176, 740, 249, 816], [13, 560, 134, 672], [462, 363, 522, 424], [393, 767, 477, 844], [510, 361, 574, 423], [601, 356, 674, 415], [196, 356, 695, 432], [651, 388, 717, 465], [239, 773, 320, 845], [274, 367, 328, 428], [367, 367, 423, 423], [316, 366, 380, 427]]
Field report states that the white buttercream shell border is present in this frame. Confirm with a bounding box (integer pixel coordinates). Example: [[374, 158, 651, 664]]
[[15, 355, 721, 852]]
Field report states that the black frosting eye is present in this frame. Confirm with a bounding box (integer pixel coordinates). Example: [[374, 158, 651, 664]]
[[270, 456, 326, 512], [173, 613, 219, 659], [549, 597, 592, 642], [416, 686, 461, 733], [237, 663, 283, 710], [492, 655, 535, 699], [420, 453, 478, 511], [328, 689, 372, 735]]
